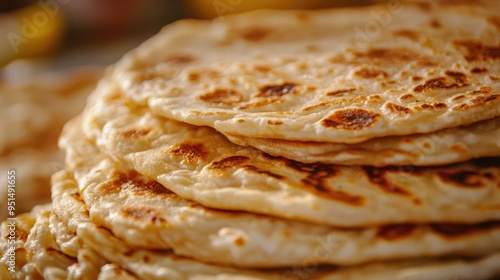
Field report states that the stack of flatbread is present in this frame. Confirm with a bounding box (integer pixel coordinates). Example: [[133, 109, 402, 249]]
[[2, 1, 500, 279]]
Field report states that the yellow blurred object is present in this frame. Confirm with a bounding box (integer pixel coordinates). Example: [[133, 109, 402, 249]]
[[186, 0, 388, 19], [0, 4, 64, 65]]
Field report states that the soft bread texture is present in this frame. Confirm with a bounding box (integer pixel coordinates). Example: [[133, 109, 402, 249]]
[[226, 117, 500, 166], [0, 189, 137, 280], [60, 115, 500, 267], [80, 82, 500, 227], [46, 167, 500, 279], [112, 1, 500, 144], [0, 206, 44, 280]]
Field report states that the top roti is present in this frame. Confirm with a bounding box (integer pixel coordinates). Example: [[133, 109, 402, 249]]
[[114, 1, 500, 143]]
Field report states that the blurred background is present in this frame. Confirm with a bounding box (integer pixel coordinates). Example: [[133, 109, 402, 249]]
[[0, 0, 386, 219], [0, 0, 387, 69]]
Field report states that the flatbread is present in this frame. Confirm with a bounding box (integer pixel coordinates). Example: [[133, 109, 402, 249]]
[[50, 170, 500, 279], [226, 117, 500, 166], [60, 116, 500, 268], [78, 221, 500, 280], [0, 200, 133, 280], [23, 206, 78, 280], [0, 205, 45, 280], [49, 169, 500, 279], [112, 1, 500, 144], [79, 82, 500, 227], [6, 201, 500, 279]]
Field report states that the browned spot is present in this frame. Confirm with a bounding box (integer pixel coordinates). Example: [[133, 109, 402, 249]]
[[237, 119, 245, 123], [241, 27, 271, 42], [490, 76, 500, 81], [368, 95, 382, 103], [471, 67, 488, 74], [413, 198, 422, 205], [254, 66, 271, 73], [385, 103, 412, 115], [430, 19, 441, 28], [488, 16, 500, 29], [69, 192, 85, 204], [143, 255, 150, 263], [190, 111, 228, 117], [11, 228, 29, 242], [414, 71, 470, 92], [393, 30, 419, 41], [243, 165, 284, 179], [470, 87, 494, 94], [454, 40, 500, 61], [329, 55, 347, 64], [188, 73, 200, 82], [438, 171, 487, 188], [120, 129, 151, 139], [363, 167, 412, 196], [326, 88, 355, 96], [399, 93, 415, 101], [354, 68, 388, 79], [267, 120, 283, 125], [471, 94, 500, 105], [257, 83, 297, 97], [99, 171, 172, 197], [167, 142, 209, 164], [303, 96, 368, 112], [234, 237, 246, 247], [208, 156, 250, 171], [198, 89, 243, 105], [358, 48, 420, 64], [297, 62, 308, 70], [445, 70, 467, 78], [414, 102, 448, 111], [122, 207, 167, 224], [165, 54, 196, 64], [264, 155, 364, 206], [376, 224, 416, 240], [187, 70, 219, 82], [412, 76, 423, 82], [419, 59, 439, 67], [431, 221, 500, 238], [322, 108, 380, 130], [452, 95, 466, 101], [451, 143, 467, 153]]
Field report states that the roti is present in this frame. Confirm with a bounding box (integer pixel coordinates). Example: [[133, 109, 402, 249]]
[[78, 82, 500, 227], [48, 167, 500, 279], [7, 200, 500, 279], [59, 115, 500, 268], [226, 117, 500, 166], [112, 1, 500, 144]]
